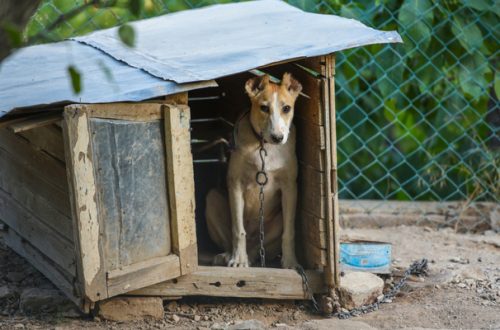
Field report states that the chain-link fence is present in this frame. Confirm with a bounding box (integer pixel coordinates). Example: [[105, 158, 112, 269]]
[[27, 0, 499, 230]]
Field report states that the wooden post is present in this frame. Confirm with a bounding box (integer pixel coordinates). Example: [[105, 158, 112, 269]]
[[163, 104, 198, 275], [63, 105, 107, 303]]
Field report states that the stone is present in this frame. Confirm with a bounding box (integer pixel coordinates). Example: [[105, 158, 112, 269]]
[[460, 266, 487, 281], [227, 320, 265, 330], [97, 297, 164, 321], [194, 315, 201, 321], [301, 319, 375, 330], [165, 301, 178, 312], [171, 314, 180, 323], [339, 272, 384, 310], [19, 288, 74, 314], [450, 257, 469, 264]]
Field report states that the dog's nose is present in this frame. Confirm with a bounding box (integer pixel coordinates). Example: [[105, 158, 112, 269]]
[[271, 134, 284, 143]]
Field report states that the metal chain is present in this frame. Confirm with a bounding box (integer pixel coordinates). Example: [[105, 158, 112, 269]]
[[296, 265, 320, 311], [327, 258, 429, 319], [255, 139, 268, 268]]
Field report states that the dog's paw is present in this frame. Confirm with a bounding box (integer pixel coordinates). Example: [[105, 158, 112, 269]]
[[228, 250, 249, 267], [281, 254, 299, 269]]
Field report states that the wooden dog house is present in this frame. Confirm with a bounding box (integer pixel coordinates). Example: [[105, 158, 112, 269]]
[[0, 0, 401, 312]]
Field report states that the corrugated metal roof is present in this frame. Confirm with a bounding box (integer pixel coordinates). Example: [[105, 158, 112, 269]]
[[75, 0, 401, 83], [0, 0, 401, 118], [0, 42, 215, 118]]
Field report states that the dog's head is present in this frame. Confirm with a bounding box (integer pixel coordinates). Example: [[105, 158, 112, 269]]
[[245, 73, 302, 145]]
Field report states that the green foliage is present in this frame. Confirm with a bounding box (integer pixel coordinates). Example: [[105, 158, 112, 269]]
[[67, 65, 82, 93], [118, 24, 135, 47], [27, 0, 499, 202]]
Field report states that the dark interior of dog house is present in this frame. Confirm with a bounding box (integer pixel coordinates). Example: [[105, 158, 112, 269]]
[[187, 60, 326, 269]]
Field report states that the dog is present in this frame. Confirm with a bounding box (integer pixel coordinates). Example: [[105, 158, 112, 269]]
[[205, 72, 302, 268]]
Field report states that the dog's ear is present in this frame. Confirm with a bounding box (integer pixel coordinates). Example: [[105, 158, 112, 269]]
[[245, 75, 270, 98], [281, 72, 302, 98]]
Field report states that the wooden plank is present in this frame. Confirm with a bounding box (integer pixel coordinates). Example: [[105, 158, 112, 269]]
[[0, 154, 73, 240], [165, 92, 188, 105], [301, 209, 326, 250], [18, 123, 65, 162], [295, 117, 325, 171], [327, 54, 340, 287], [0, 148, 71, 217], [79, 103, 163, 121], [8, 112, 62, 133], [130, 266, 326, 299], [63, 105, 107, 302], [164, 104, 198, 275], [303, 242, 327, 269], [0, 128, 68, 192], [1, 221, 82, 308], [0, 188, 76, 275], [299, 164, 325, 219], [322, 54, 338, 288], [106, 255, 181, 297]]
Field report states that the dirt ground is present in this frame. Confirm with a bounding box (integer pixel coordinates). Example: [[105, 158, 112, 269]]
[[0, 225, 499, 330]]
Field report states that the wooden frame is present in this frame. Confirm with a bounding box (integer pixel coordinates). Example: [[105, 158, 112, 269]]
[[128, 54, 340, 300], [63, 103, 197, 307], [0, 54, 340, 310]]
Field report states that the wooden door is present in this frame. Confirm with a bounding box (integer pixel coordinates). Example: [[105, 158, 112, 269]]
[[63, 103, 197, 304]]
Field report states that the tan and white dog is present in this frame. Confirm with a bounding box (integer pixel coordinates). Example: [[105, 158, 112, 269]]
[[206, 73, 302, 268]]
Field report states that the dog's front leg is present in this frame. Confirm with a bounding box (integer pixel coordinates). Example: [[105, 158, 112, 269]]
[[228, 181, 249, 267], [281, 181, 299, 269]]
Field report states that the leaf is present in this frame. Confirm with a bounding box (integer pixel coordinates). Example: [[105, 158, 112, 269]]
[[287, 0, 316, 12], [458, 52, 492, 100], [129, 0, 143, 17], [118, 24, 135, 47], [462, 0, 495, 13], [451, 16, 483, 53], [68, 65, 82, 94], [398, 0, 434, 54], [2, 23, 23, 48]]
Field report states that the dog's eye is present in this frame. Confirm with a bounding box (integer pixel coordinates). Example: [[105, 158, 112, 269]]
[[282, 105, 291, 113], [260, 105, 270, 113]]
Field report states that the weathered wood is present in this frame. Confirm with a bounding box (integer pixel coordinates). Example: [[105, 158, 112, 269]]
[[89, 117, 171, 270], [17, 123, 65, 162], [164, 104, 198, 275], [107, 255, 181, 297], [0, 148, 71, 217], [325, 54, 340, 287], [303, 242, 327, 269], [0, 155, 73, 240], [295, 117, 325, 172], [64, 105, 107, 302], [80, 103, 163, 121], [165, 92, 189, 105], [0, 221, 81, 308], [130, 266, 326, 299], [8, 112, 62, 133], [299, 164, 325, 219], [0, 188, 76, 275], [301, 209, 326, 250], [0, 129, 68, 192]]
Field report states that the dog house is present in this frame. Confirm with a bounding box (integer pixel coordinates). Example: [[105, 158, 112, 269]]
[[0, 0, 401, 312]]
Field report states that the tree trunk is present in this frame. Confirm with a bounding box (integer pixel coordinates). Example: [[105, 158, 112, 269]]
[[0, 0, 42, 62]]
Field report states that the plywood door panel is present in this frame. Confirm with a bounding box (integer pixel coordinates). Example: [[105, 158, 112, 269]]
[[64, 102, 196, 303]]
